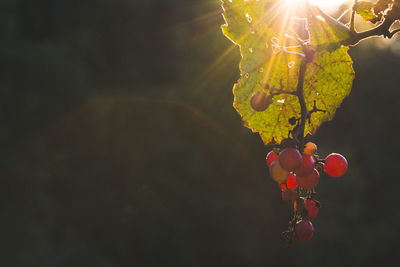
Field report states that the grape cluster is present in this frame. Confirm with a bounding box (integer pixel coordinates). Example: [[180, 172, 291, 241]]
[[266, 142, 348, 244]]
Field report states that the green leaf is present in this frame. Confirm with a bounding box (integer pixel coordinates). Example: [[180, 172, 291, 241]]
[[221, 0, 355, 144], [356, 1, 379, 22], [306, 4, 352, 51]]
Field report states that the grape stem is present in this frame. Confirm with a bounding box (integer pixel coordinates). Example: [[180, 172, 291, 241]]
[[350, 0, 357, 33], [307, 100, 326, 124], [317, 0, 400, 46], [293, 58, 308, 147], [270, 87, 297, 96], [337, 8, 350, 23], [291, 54, 325, 147]]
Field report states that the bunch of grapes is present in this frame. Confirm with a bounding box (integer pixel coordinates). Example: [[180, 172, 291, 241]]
[[266, 142, 348, 244]]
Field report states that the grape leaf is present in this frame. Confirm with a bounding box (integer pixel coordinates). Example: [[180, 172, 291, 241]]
[[221, 0, 355, 144], [355, 1, 379, 22], [305, 4, 353, 50]]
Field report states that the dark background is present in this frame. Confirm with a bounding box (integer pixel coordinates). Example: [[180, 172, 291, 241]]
[[1, 0, 400, 266]]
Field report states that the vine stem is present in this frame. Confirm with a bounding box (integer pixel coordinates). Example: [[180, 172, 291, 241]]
[[350, 0, 357, 33], [309, 1, 400, 47], [294, 58, 308, 147], [338, 0, 400, 45]]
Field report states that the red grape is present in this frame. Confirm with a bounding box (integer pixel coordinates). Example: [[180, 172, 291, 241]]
[[250, 92, 273, 111], [278, 148, 302, 171], [296, 168, 320, 190], [279, 173, 297, 190], [282, 189, 298, 201], [286, 173, 297, 189], [324, 153, 348, 177], [303, 199, 319, 220], [294, 154, 314, 177], [279, 182, 287, 190], [269, 161, 289, 182], [295, 220, 314, 242], [266, 151, 279, 167], [303, 142, 317, 156]]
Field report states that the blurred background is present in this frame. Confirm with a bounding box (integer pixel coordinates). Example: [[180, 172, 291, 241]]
[[1, 0, 400, 266]]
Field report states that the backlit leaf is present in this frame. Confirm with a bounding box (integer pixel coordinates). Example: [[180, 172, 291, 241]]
[[356, 1, 379, 22], [221, 0, 355, 144]]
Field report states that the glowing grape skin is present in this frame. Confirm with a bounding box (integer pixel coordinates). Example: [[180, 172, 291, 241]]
[[295, 220, 314, 242], [324, 153, 348, 177], [303, 199, 319, 220], [295, 198, 318, 220], [296, 168, 320, 190], [303, 142, 317, 156], [266, 151, 279, 167], [286, 173, 297, 189], [294, 155, 315, 177], [279, 172, 297, 190], [279, 183, 287, 190], [269, 161, 290, 182], [278, 148, 302, 171]]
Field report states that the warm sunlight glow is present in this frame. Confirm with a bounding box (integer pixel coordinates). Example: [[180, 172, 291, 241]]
[[309, 0, 350, 7], [285, 0, 351, 12]]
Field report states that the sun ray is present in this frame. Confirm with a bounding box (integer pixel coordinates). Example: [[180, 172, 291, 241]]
[[263, 0, 299, 91], [193, 43, 238, 91], [309, 0, 350, 7], [197, 0, 352, 103]]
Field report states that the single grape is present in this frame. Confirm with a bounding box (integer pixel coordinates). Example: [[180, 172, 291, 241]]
[[303, 142, 317, 156], [279, 182, 287, 190], [266, 151, 279, 167], [286, 173, 297, 189], [279, 173, 297, 190], [294, 154, 314, 177], [303, 199, 319, 220], [250, 91, 273, 112], [295, 220, 314, 242], [278, 148, 302, 172], [296, 168, 320, 190], [324, 153, 348, 177], [282, 189, 298, 201], [269, 161, 290, 182]]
